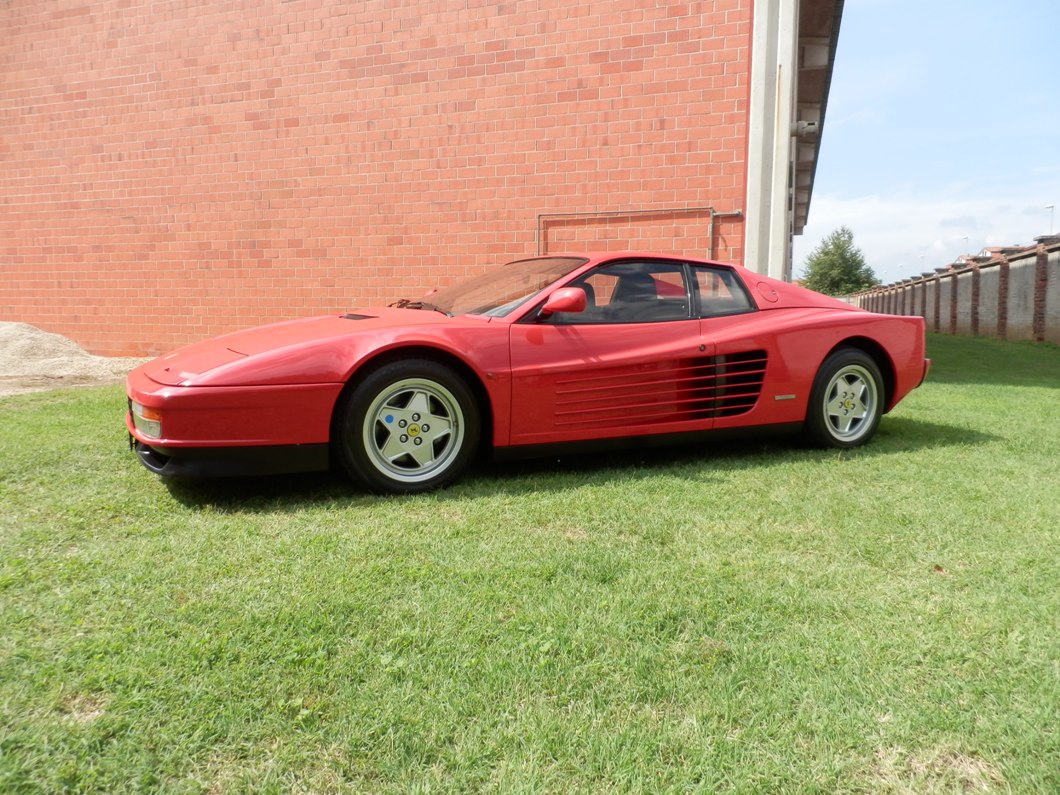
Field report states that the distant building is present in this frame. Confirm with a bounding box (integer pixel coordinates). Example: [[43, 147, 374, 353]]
[[1, 0, 844, 355]]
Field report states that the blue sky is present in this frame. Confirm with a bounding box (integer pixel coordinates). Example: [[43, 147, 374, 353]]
[[792, 0, 1060, 284]]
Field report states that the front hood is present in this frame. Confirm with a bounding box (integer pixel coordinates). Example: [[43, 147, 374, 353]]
[[145, 344, 249, 386], [142, 309, 453, 386]]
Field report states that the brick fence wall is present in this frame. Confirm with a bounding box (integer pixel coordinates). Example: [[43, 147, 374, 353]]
[[1, 0, 751, 356], [851, 242, 1060, 344]]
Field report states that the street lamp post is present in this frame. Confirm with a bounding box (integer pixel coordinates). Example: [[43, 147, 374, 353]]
[[1046, 204, 1055, 235]]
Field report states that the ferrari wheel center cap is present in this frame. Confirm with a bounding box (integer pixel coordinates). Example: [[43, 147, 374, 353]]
[[408, 425, 420, 437]]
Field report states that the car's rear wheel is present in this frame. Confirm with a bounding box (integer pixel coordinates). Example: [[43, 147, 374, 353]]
[[804, 348, 884, 448], [337, 359, 480, 493]]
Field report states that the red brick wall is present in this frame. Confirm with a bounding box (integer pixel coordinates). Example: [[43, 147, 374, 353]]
[[1, 0, 751, 356]]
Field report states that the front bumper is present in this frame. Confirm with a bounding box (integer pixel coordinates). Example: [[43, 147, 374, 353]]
[[124, 367, 343, 478]]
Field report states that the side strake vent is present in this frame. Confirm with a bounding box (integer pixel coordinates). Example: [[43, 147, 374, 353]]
[[689, 350, 769, 419], [554, 350, 768, 429], [341, 313, 374, 320]]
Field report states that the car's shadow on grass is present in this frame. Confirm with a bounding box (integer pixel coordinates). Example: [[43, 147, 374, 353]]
[[161, 469, 368, 511], [161, 417, 996, 510], [463, 417, 997, 494]]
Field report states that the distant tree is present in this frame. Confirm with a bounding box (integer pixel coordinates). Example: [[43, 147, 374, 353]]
[[799, 226, 879, 295]]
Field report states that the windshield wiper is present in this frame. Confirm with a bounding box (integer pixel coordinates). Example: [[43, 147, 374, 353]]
[[389, 298, 451, 316]]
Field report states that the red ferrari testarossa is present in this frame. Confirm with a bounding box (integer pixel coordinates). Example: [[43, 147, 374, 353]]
[[126, 253, 929, 493]]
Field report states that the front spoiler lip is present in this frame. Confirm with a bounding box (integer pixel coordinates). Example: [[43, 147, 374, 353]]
[[130, 440, 330, 478]]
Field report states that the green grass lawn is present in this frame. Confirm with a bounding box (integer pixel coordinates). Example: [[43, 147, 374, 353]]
[[1, 334, 1057, 793]]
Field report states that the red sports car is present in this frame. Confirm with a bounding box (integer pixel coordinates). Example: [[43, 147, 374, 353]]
[[126, 253, 929, 493]]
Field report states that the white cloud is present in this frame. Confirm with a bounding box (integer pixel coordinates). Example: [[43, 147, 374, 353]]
[[794, 184, 1058, 285]]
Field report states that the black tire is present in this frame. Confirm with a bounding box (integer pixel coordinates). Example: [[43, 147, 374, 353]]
[[337, 359, 480, 493], [803, 348, 884, 448]]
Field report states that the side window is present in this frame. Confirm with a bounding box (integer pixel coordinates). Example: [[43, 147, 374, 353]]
[[557, 261, 692, 324], [579, 271, 619, 313], [693, 266, 755, 318]]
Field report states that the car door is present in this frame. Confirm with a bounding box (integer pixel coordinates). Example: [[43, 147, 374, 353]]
[[507, 259, 716, 447], [691, 264, 783, 429]]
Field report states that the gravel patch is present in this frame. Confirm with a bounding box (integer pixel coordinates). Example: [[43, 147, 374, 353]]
[[0, 322, 151, 397]]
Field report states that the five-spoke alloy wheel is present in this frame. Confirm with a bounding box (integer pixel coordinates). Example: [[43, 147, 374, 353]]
[[804, 348, 884, 448], [338, 359, 480, 493]]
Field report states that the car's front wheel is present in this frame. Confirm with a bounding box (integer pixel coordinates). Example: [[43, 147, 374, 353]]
[[337, 359, 480, 493], [804, 348, 884, 448]]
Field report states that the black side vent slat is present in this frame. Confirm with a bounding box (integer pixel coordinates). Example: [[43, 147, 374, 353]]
[[341, 313, 375, 320], [688, 350, 767, 418]]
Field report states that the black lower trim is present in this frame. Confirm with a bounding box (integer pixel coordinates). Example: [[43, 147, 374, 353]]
[[492, 422, 803, 462], [134, 441, 330, 478]]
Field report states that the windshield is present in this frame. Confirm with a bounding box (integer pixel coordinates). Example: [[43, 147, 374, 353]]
[[424, 257, 587, 317]]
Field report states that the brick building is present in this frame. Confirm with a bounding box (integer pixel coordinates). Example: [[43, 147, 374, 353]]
[[1, 0, 842, 355]]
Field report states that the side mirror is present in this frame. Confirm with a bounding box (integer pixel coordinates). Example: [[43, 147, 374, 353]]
[[539, 287, 587, 319]]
